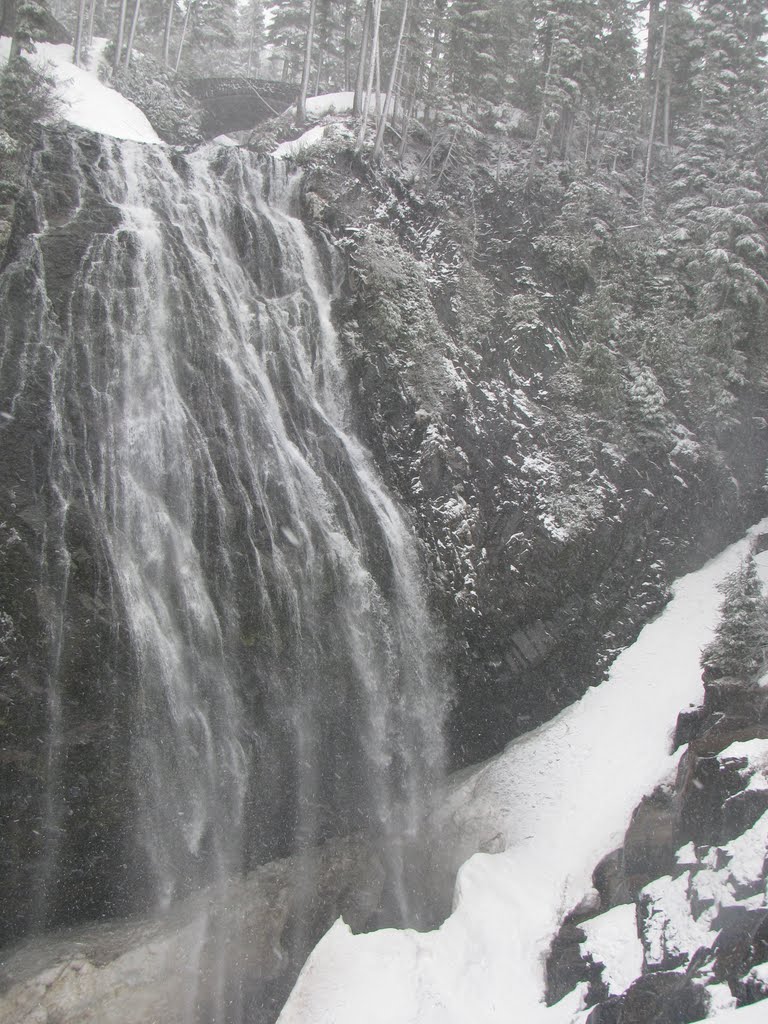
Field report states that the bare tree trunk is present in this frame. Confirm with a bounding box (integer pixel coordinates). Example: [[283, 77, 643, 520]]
[[374, 31, 381, 118], [353, 0, 372, 114], [162, 0, 174, 68], [663, 76, 671, 147], [85, 0, 95, 46], [640, 0, 660, 135], [642, 0, 669, 214], [313, 40, 325, 95], [173, 0, 192, 74], [124, 0, 141, 69], [356, 0, 381, 150], [398, 62, 420, 162], [424, 0, 445, 123], [342, 0, 353, 90], [393, 34, 408, 125], [86, 0, 96, 48], [372, 0, 409, 161], [113, 0, 128, 72], [296, 0, 318, 127], [73, 0, 87, 65], [644, 0, 660, 84]]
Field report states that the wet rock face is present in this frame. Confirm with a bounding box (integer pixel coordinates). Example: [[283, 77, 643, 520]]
[[622, 787, 680, 897], [546, 675, 768, 1020], [0, 130, 149, 947]]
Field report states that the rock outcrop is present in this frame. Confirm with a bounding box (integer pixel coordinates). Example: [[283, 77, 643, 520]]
[[298, 151, 768, 769], [546, 662, 768, 1021]]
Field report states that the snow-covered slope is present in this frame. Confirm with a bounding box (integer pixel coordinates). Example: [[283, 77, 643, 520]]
[[279, 519, 768, 1024], [0, 38, 160, 144]]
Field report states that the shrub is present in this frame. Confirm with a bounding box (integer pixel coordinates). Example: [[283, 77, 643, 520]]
[[0, 57, 59, 145], [112, 55, 202, 145]]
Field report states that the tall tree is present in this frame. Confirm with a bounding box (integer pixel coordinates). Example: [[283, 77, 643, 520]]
[[702, 554, 768, 679], [356, 0, 381, 148], [296, 0, 318, 126], [372, 0, 409, 160]]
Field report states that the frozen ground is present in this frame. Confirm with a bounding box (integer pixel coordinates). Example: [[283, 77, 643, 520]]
[[0, 37, 160, 143], [279, 519, 768, 1024]]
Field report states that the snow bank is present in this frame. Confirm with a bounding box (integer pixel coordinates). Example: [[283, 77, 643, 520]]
[[273, 122, 355, 160], [0, 37, 161, 144], [279, 519, 768, 1024], [273, 124, 330, 159], [304, 91, 354, 117], [708, 1004, 768, 1023]]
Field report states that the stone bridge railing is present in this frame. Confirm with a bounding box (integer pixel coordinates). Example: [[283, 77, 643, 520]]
[[186, 78, 298, 137]]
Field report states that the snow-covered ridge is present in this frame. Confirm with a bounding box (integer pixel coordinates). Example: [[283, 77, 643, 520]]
[[0, 37, 160, 144], [279, 519, 768, 1024]]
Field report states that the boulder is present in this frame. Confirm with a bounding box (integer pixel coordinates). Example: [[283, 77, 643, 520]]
[[593, 849, 632, 911], [711, 908, 768, 986], [546, 923, 589, 1005], [617, 972, 708, 1024]]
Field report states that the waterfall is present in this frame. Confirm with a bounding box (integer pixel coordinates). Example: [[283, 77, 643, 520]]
[[0, 131, 446, 1016]]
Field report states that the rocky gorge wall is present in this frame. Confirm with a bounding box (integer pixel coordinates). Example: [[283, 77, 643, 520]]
[[546, 660, 768, 1020], [296, 144, 768, 768]]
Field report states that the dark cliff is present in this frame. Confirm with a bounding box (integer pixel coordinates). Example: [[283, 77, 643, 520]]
[[288, 140, 768, 769]]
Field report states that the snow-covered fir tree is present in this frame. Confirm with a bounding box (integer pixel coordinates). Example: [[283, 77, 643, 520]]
[[701, 553, 768, 679]]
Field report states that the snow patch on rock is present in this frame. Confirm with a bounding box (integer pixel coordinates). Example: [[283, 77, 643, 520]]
[[579, 903, 644, 996]]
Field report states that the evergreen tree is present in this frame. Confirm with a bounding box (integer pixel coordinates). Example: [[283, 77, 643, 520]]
[[661, 0, 768, 356], [8, 0, 51, 57], [701, 554, 768, 680], [528, 0, 638, 169], [447, 0, 506, 104], [240, 0, 265, 75], [269, 0, 310, 81], [184, 0, 238, 74]]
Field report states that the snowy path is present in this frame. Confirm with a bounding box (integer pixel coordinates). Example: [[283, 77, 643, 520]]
[[279, 519, 768, 1024]]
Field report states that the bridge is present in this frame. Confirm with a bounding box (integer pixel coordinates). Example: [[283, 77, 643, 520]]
[[186, 78, 298, 138]]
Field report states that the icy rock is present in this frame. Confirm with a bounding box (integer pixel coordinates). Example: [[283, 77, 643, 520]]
[[675, 841, 699, 869], [711, 906, 768, 984], [638, 872, 716, 971]]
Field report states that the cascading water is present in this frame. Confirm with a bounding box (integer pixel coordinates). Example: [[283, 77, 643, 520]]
[[0, 130, 447, 1020]]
